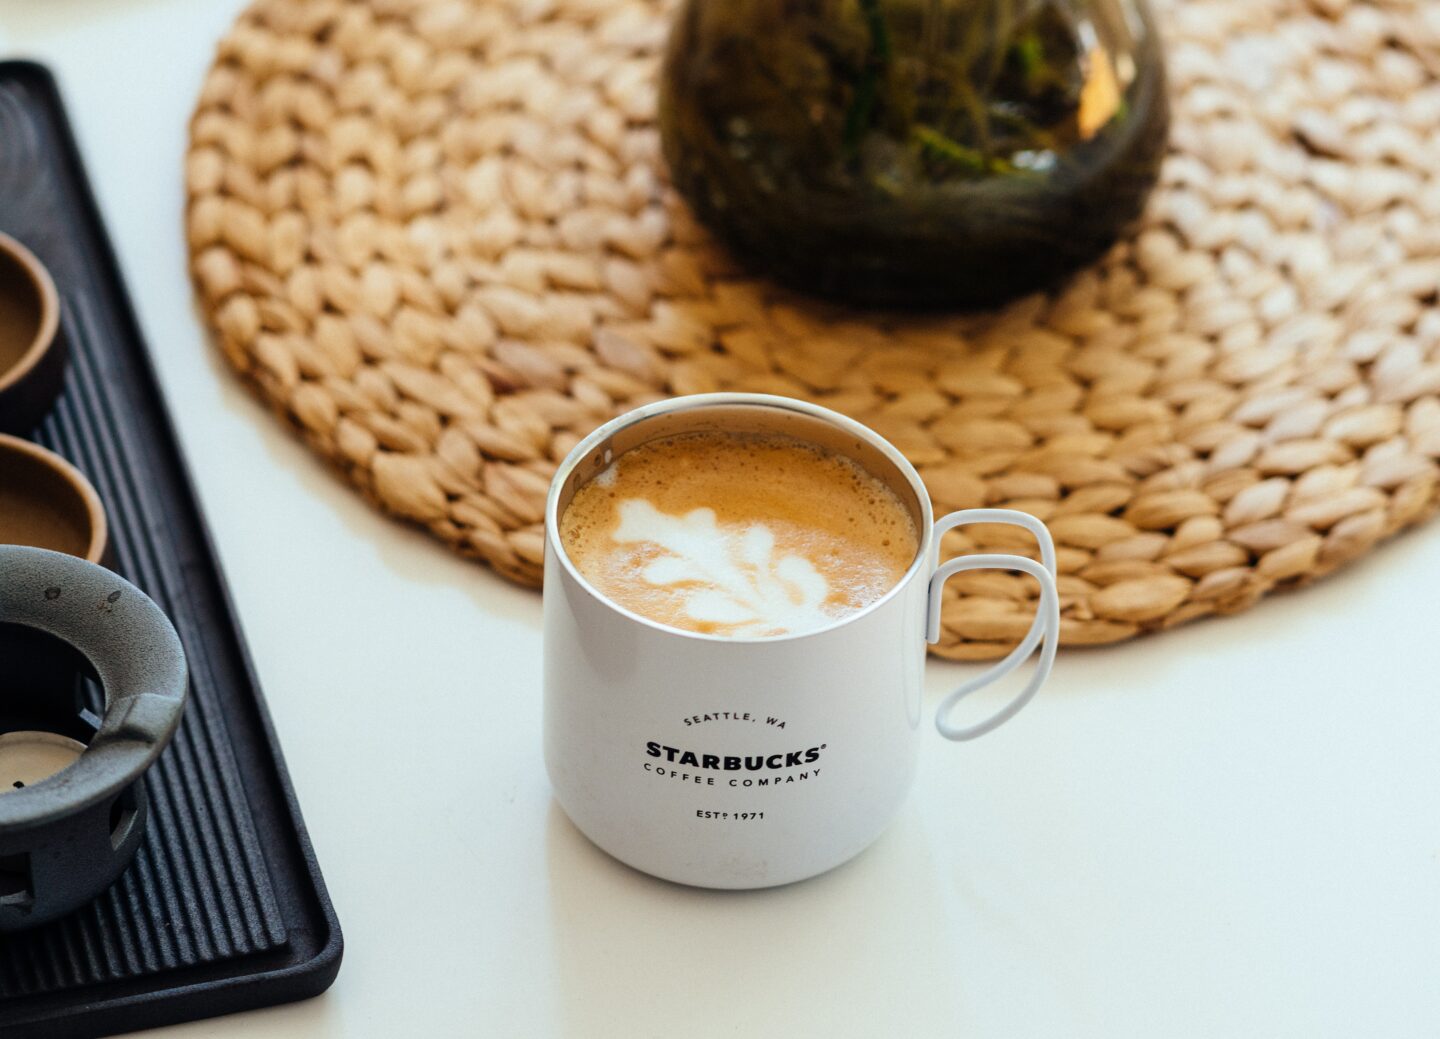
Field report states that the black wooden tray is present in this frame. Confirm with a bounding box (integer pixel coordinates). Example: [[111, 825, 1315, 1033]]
[[0, 61, 342, 1038]]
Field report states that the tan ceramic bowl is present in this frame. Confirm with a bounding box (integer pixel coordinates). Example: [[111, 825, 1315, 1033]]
[[0, 434, 108, 564], [0, 231, 64, 435]]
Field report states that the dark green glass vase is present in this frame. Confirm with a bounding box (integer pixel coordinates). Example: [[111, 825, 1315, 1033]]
[[659, 0, 1169, 310]]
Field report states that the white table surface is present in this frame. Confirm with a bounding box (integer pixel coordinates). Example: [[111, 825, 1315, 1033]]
[[3, 3, 1439, 1036]]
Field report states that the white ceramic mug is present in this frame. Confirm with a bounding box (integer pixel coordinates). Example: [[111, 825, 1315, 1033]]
[[543, 394, 1059, 889]]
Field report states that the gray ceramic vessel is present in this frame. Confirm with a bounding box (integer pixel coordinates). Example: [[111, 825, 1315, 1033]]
[[0, 545, 187, 930]]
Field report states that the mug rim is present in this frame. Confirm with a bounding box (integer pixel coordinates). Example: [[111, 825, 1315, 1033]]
[[544, 392, 936, 645]]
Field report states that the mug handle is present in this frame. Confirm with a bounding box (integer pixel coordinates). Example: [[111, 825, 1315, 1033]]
[[926, 509, 1061, 741]]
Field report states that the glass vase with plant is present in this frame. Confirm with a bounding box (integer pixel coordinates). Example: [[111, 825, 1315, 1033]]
[[659, 0, 1169, 309]]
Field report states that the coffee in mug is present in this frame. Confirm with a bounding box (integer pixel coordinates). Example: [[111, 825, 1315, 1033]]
[[558, 429, 919, 638], [544, 394, 1060, 889]]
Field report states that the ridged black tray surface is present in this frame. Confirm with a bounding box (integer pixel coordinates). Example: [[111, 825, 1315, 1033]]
[[0, 61, 341, 1037]]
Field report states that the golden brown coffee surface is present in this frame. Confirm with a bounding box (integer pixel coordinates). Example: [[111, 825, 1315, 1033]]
[[560, 431, 918, 637]]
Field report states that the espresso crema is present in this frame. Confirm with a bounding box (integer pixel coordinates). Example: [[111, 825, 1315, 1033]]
[[559, 430, 919, 637]]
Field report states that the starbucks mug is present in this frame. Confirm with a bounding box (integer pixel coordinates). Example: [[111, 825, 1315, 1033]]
[[543, 393, 1059, 889]]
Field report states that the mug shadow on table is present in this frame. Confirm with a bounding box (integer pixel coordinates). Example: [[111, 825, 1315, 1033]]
[[542, 801, 967, 1036]]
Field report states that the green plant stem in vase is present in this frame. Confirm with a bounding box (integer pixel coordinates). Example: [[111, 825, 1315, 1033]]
[[659, 0, 1170, 310]]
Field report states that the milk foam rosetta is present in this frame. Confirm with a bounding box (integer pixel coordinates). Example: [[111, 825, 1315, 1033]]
[[559, 431, 919, 637]]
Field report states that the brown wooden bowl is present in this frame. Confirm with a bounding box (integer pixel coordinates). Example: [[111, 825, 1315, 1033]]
[[0, 434, 108, 565], [0, 231, 63, 435]]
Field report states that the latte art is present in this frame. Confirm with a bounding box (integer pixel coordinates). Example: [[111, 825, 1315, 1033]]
[[560, 430, 918, 637], [614, 499, 833, 636]]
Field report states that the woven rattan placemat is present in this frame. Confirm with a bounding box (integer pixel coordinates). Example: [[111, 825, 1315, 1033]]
[[187, 0, 1440, 659]]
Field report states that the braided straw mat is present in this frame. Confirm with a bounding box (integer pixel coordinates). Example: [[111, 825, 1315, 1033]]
[[187, 0, 1440, 659]]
